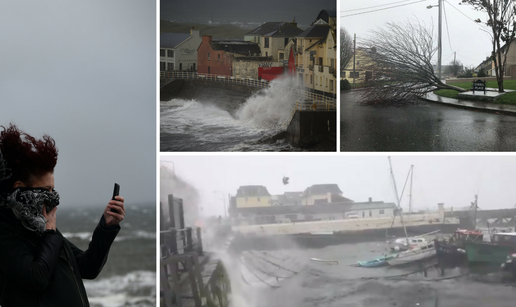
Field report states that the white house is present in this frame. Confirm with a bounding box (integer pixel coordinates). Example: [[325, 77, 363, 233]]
[[160, 28, 202, 72]]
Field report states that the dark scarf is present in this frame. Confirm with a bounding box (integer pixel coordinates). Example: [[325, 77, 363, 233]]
[[0, 150, 60, 235]]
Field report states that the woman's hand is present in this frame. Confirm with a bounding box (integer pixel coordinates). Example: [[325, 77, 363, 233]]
[[103, 196, 125, 227], [42, 205, 57, 230]]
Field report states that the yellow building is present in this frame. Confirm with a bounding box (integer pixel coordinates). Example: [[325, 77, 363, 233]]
[[302, 184, 344, 206], [342, 48, 376, 84], [296, 9, 336, 96], [235, 185, 271, 208]]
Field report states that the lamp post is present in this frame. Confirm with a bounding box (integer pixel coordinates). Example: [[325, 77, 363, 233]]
[[427, 0, 442, 81], [213, 191, 227, 218]]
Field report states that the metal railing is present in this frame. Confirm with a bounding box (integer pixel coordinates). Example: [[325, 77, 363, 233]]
[[160, 71, 270, 89]]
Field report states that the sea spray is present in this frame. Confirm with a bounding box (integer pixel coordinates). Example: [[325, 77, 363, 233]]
[[160, 164, 201, 227], [236, 77, 303, 130]]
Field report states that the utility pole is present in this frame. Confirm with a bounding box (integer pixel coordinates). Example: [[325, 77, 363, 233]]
[[353, 33, 356, 88], [438, 0, 442, 81], [408, 165, 414, 213], [427, 0, 442, 80]]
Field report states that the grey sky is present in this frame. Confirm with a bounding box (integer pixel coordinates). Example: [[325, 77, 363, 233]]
[[0, 1, 156, 207], [161, 155, 516, 217], [161, 0, 336, 27], [340, 0, 494, 67]]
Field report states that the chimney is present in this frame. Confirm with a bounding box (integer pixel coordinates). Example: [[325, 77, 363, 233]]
[[202, 35, 213, 43], [438, 203, 444, 218], [368, 197, 372, 203]]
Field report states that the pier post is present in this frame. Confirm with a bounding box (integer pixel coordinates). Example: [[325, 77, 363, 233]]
[[196, 227, 204, 256], [186, 227, 193, 253]]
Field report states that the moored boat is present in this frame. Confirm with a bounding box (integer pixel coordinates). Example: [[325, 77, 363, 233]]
[[386, 241, 435, 266], [465, 232, 516, 266], [435, 229, 483, 267], [358, 254, 395, 267]]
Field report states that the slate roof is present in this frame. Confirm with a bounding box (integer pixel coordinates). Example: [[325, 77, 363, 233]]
[[236, 185, 271, 197], [245, 22, 303, 37], [161, 33, 191, 48], [315, 9, 336, 24], [297, 24, 331, 39], [303, 184, 342, 196], [212, 40, 261, 56]]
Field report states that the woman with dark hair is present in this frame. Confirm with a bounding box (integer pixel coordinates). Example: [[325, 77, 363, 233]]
[[0, 124, 125, 307]]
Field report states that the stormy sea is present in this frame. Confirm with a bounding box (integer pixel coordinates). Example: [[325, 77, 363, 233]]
[[160, 77, 303, 152], [58, 202, 156, 307], [219, 240, 516, 307]]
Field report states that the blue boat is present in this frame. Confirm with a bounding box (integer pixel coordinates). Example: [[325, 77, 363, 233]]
[[358, 255, 395, 267]]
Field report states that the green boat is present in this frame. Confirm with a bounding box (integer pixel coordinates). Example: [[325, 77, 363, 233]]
[[464, 232, 516, 265]]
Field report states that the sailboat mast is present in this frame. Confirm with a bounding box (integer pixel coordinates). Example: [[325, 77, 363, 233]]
[[388, 157, 409, 241], [409, 165, 414, 213]]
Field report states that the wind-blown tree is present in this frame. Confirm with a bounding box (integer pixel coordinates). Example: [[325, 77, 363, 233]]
[[461, 0, 516, 92], [358, 20, 466, 104], [340, 27, 353, 74]]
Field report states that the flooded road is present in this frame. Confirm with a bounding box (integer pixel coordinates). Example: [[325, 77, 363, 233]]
[[225, 241, 516, 307], [340, 90, 516, 151]]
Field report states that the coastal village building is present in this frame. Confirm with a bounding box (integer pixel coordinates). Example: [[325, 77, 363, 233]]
[[197, 35, 261, 76], [234, 185, 271, 209], [244, 21, 303, 62], [296, 9, 337, 97], [229, 183, 397, 225], [160, 28, 202, 72], [342, 48, 377, 84]]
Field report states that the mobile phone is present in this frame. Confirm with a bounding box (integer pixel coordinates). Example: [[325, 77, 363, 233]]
[[111, 183, 120, 212]]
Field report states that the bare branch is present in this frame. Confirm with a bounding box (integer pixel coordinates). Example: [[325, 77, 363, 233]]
[[356, 19, 465, 104]]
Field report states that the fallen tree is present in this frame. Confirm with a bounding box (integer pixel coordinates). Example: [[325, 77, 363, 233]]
[[357, 20, 467, 104]]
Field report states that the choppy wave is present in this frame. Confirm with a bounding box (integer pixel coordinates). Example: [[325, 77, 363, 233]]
[[84, 270, 156, 307], [161, 77, 303, 151], [236, 77, 302, 130], [62, 230, 155, 241]]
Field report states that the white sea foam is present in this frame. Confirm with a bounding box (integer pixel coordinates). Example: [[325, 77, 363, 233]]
[[61, 232, 92, 240], [84, 270, 155, 307], [62, 230, 155, 242], [236, 76, 303, 130]]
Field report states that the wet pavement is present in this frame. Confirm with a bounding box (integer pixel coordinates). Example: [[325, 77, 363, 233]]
[[341, 90, 516, 151]]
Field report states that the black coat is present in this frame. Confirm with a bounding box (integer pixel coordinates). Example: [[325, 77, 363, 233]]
[[0, 208, 120, 307]]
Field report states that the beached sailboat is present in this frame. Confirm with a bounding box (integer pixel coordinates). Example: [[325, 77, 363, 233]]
[[358, 254, 395, 267], [386, 241, 436, 266]]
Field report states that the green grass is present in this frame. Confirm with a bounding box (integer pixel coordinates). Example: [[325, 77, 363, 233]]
[[434, 79, 516, 105], [433, 89, 459, 99]]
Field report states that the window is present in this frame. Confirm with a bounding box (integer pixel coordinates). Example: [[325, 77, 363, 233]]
[[315, 76, 317, 85], [160, 49, 165, 57], [350, 72, 360, 78], [279, 53, 284, 60], [369, 210, 372, 217], [167, 63, 174, 71], [208, 53, 210, 61], [160, 62, 166, 71], [380, 209, 385, 214], [362, 211, 365, 217], [265, 52, 268, 57], [284, 37, 289, 46], [179, 63, 182, 70], [218, 54, 220, 62], [167, 50, 174, 57], [265, 37, 269, 48], [330, 80, 333, 91], [357, 60, 360, 65]]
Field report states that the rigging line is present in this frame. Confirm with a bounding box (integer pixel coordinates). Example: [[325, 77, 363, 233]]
[[249, 250, 299, 274], [340, 0, 416, 13], [444, 0, 489, 30], [442, 1, 453, 52], [340, 0, 428, 18], [238, 258, 280, 289]]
